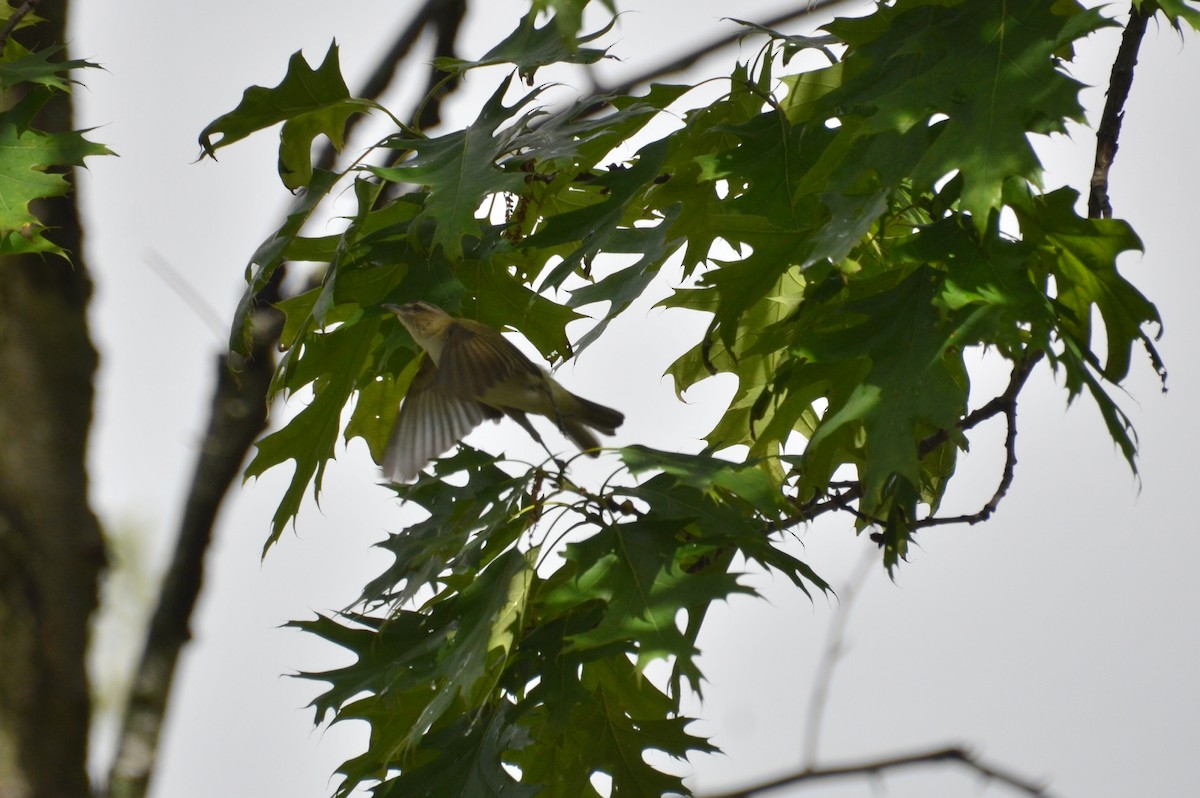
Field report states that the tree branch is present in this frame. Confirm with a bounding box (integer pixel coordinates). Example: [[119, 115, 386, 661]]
[[914, 366, 1026, 529], [910, 350, 1044, 529], [772, 351, 1044, 533], [801, 549, 875, 767], [699, 745, 1059, 798], [102, 3, 470, 795], [1088, 3, 1150, 219], [104, 294, 281, 798], [313, 0, 467, 174], [593, 0, 866, 97]]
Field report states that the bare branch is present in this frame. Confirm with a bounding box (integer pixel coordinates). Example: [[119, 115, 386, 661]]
[[699, 745, 1059, 798], [104, 293, 282, 798], [313, 0, 468, 174], [595, 0, 868, 97], [770, 350, 1044, 533], [801, 549, 875, 767], [1089, 3, 1150, 219], [910, 350, 1044, 528]]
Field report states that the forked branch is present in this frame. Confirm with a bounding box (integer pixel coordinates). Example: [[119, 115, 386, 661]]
[[699, 745, 1058, 798]]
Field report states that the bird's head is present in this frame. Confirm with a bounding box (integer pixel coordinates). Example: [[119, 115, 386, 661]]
[[383, 301, 453, 356]]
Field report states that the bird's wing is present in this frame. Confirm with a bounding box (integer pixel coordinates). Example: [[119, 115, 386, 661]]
[[382, 356, 490, 483], [434, 320, 542, 400]]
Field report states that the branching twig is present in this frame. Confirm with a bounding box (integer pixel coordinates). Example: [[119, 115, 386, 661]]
[[777, 1, 1152, 533], [769, 351, 1044, 533], [917, 350, 1043, 461], [1089, 3, 1150, 219], [699, 744, 1059, 798], [912, 350, 1044, 529]]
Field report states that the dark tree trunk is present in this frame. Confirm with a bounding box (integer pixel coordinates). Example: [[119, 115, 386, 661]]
[[0, 1, 105, 796]]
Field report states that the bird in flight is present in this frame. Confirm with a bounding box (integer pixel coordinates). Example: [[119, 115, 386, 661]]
[[381, 301, 624, 482]]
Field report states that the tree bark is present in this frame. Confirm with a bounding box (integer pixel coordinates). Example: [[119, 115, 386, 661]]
[[0, 1, 105, 796]]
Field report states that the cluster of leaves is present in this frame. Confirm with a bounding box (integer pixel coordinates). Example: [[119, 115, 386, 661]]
[[201, 0, 1188, 794], [292, 445, 825, 796], [0, 3, 110, 255]]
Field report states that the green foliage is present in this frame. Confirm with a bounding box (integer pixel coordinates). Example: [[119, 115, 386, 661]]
[[204, 0, 1176, 793], [1141, 0, 1200, 31], [434, 11, 616, 82], [0, 19, 110, 256], [294, 445, 811, 796], [199, 43, 380, 190]]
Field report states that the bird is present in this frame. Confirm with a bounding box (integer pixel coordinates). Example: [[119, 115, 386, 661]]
[[380, 301, 624, 483]]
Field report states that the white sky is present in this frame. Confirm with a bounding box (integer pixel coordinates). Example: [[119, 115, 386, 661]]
[[69, 2, 1199, 796]]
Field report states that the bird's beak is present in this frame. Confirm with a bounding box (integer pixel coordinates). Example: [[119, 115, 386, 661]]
[[382, 303, 402, 315]]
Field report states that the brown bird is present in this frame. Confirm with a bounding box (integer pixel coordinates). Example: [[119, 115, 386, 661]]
[[381, 301, 624, 482]]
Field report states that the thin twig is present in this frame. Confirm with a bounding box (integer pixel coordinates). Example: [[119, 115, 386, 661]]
[[770, 351, 1044, 532], [0, 0, 40, 56], [801, 547, 875, 767], [910, 350, 1044, 529], [699, 744, 1059, 798], [917, 350, 1043, 460], [595, 0, 866, 97], [312, 0, 466, 174], [1089, 3, 1150, 219], [915, 389, 1020, 528]]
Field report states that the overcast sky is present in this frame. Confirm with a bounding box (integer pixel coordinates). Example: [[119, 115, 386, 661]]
[[68, 2, 1199, 796]]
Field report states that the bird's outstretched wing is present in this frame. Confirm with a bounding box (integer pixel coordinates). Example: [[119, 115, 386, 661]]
[[433, 320, 542, 399], [382, 356, 495, 482]]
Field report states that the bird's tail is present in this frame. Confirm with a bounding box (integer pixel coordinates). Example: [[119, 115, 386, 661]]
[[561, 393, 624, 455]]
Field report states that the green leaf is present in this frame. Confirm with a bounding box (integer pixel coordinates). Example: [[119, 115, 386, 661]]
[[363, 446, 534, 607], [799, 269, 968, 521], [435, 11, 615, 82], [530, 0, 617, 46], [1007, 184, 1159, 384], [245, 318, 381, 550], [457, 258, 580, 363], [513, 657, 714, 797], [367, 76, 536, 260], [0, 41, 100, 92], [343, 369, 407, 464], [541, 517, 749, 664], [566, 205, 682, 354], [819, 0, 1111, 224], [0, 89, 112, 256], [528, 135, 673, 290], [198, 42, 374, 190], [1144, 0, 1200, 31], [621, 445, 788, 513], [371, 707, 536, 798], [617, 447, 830, 599], [228, 169, 341, 354], [295, 550, 537, 796]]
